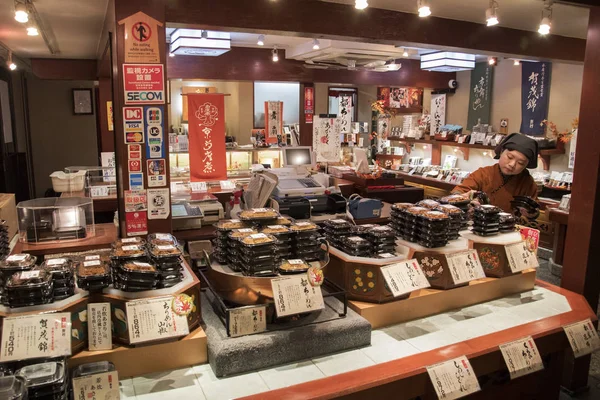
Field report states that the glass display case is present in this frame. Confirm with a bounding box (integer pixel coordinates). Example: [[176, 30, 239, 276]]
[[65, 166, 117, 198], [17, 197, 95, 243]]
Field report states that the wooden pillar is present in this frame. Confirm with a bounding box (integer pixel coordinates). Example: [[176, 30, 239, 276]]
[[299, 83, 314, 147], [560, 5, 600, 392], [111, 0, 172, 237]]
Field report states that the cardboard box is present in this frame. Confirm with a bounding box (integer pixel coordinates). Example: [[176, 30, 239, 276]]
[[0, 194, 17, 240]]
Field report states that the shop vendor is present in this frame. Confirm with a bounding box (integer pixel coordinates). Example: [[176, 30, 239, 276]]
[[453, 133, 539, 212]]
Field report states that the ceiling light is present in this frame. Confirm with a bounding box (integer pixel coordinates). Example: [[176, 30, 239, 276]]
[[272, 47, 279, 62], [7, 52, 16, 71], [169, 52, 175, 57], [488, 57, 497, 66], [355, 0, 368, 10], [169, 29, 232, 56], [312, 39, 320, 50], [26, 22, 38, 36], [513, 59, 520, 66], [538, 1, 552, 35], [421, 51, 476, 72], [14, 2, 28, 23], [257, 34, 265, 46], [486, 1, 499, 26], [417, 0, 431, 17]]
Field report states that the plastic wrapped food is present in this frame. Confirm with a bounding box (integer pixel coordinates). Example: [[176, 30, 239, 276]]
[[278, 259, 310, 274], [16, 360, 66, 389], [498, 212, 516, 225], [77, 260, 110, 280], [149, 244, 182, 258], [440, 194, 470, 206], [416, 199, 441, 209], [240, 233, 276, 246], [114, 237, 146, 247], [322, 219, 352, 231], [0, 376, 27, 400], [215, 219, 248, 231], [274, 217, 293, 226], [239, 208, 279, 220], [147, 233, 178, 246], [473, 204, 501, 215], [6, 270, 52, 290], [391, 202, 414, 212], [72, 361, 116, 379], [38, 258, 73, 279], [436, 204, 464, 217], [228, 228, 259, 239], [0, 254, 37, 270], [290, 221, 318, 232], [111, 245, 146, 259], [405, 206, 430, 218]]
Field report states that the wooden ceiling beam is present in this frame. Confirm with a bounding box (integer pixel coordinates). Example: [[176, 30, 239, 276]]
[[165, 0, 586, 62]]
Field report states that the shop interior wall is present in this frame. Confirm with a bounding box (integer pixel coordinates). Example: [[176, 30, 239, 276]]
[[443, 60, 583, 173], [27, 75, 99, 197]]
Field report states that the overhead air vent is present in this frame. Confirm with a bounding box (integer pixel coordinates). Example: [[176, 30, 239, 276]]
[[420, 52, 476, 72], [169, 29, 231, 56]]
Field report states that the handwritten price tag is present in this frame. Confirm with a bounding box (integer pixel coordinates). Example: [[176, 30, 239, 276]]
[[271, 275, 324, 318], [72, 371, 119, 400], [505, 241, 539, 273], [426, 356, 481, 400], [446, 250, 486, 285], [126, 296, 189, 344], [228, 305, 267, 338], [90, 186, 111, 198], [563, 319, 600, 358], [499, 336, 544, 379], [87, 303, 112, 351], [380, 259, 430, 297], [190, 181, 208, 193]]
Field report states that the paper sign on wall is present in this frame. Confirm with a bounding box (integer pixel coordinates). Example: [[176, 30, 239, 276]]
[[123, 64, 165, 105], [87, 303, 112, 351], [124, 190, 147, 212], [228, 305, 267, 338], [563, 319, 600, 358], [129, 173, 144, 190], [499, 336, 544, 379], [446, 250, 486, 285], [426, 356, 481, 400], [123, 106, 144, 144], [125, 211, 148, 236], [380, 259, 430, 297], [72, 371, 119, 400], [147, 159, 166, 187], [118, 11, 163, 63], [271, 275, 324, 318], [148, 188, 170, 220], [128, 144, 142, 160], [505, 241, 539, 273], [126, 296, 189, 344], [145, 105, 165, 159], [0, 313, 72, 362]]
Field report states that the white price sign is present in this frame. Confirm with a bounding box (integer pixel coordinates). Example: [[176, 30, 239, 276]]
[[271, 275, 324, 318], [446, 250, 486, 285], [0, 313, 72, 362], [190, 181, 208, 192], [126, 296, 189, 344], [380, 259, 430, 297], [563, 319, 600, 358], [220, 180, 236, 190], [499, 336, 544, 379], [87, 303, 112, 351], [505, 241, 539, 273], [72, 371, 119, 400], [90, 186, 111, 198], [228, 305, 267, 338], [426, 356, 481, 400]]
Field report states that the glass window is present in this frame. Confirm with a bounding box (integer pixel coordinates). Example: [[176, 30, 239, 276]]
[[254, 82, 300, 128]]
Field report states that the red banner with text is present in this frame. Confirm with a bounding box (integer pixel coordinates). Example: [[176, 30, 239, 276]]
[[188, 94, 227, 181]]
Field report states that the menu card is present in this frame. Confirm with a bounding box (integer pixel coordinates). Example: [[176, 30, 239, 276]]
[[426, 356, 481, 399], [72, 371, 120, 400], [88, 303, 112, 351], [505, 241, 539, 273], [228, 305, 267, 338], [499, 336, 544, 379], [380, 259, 430, 297], [271, 275, 324, 318], [563, 319, 600, 358], [126, 296, 189, 344], [446, 250, 486, 285]]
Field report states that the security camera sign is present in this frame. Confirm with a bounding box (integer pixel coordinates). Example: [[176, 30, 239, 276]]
[[123, 64, 164, 105]]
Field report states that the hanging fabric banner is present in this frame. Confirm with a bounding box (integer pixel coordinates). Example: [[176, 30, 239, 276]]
[[520, 62, 552, 136], [338, 95, 353, 138], [265, 101, 283, 144], [188, 94, 227, 181], [304, 87, 314, 124], [467, 63, 494, 130], [430, 94, 447, 134], [313, 116, 341, 162]]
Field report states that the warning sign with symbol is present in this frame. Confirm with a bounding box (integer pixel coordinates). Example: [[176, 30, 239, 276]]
[[118, 11, 163, 63]]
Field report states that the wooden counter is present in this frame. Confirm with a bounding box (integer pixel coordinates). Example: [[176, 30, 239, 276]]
[[11, 223, 117, 256], [241, 280, 596, 400]]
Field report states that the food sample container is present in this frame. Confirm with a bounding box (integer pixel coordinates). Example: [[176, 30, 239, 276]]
[[15, 360, 67, 399], [278, 259, 311, 274], [0, 254, 37, 282], [290, 222, 320, 238], [76, 260, 111, 291], [38, 258, 73, 279], [119, 262, 159, 281], [404, 206, 430, 220], [5, 270, 54, 307], [260, 225, 292, 241], [416, 199, 441, 210], [110, 245, 147, 260], [440, 194, 470, 206], [239, 208, 280, 221], [228, 228, 259, 240], [0, 376, 27, 400], [215, 219, 249, 231], [147, 233, 178, 246]]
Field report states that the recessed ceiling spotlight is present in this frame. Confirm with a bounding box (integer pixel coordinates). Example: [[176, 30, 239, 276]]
[[257, 34, 265, 46], [272, 46, 279, 62], [402, 48, 409, 57], [26, 21, 38, 36], [486, 0, 499, 26], [513, 59, 520, 66], [355, 0, 368, 10], [169, 52, 175, 57], [417, 0, 431, 17], [538, 1, 552, 35], [14, 2, 28, 23], [7, 52, 16, 71], [312, 39, 320, 50], [488, 56, 497, 66]]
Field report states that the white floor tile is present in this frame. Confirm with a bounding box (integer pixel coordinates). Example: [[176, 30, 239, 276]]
[[259, 361, 325, 390], [370, 330, 399, 346], [476, 310, 529, 331], [511, 303, 562, 322], [121, 383, 136, 400], [361, 340, 420, 364], [135, 385, 206, 400], [193, 365, 269, 400], [134, 374, 199, 396], [132, 367, 195, 386], [382, 319, 440, 341], [405, 330, 462, 352], [443, 318, 498, 341], [312, 349, 375, 377]]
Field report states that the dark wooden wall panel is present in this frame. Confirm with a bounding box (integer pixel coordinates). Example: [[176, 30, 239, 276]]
[[31, 59, 97, 80]]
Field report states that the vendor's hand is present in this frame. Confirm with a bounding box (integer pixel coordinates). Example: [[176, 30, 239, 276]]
[[465, 190, 481, 206]]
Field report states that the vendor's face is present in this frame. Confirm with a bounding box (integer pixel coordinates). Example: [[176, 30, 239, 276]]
[[499, 149, 528, 175]]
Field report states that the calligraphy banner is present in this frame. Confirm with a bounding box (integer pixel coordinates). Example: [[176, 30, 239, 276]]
[[467, 63, 494, 130], [430, 94, 447, 134], [520, 62, 551, 136], [188, 94, 227, 181], [313, 116, 341, 162], [338, 95, 353, 138], [265, 101, 283, 144]]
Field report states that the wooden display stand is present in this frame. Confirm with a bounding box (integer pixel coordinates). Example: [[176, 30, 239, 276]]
[[350, 270, 536, 329], [463, 231, 524, 278]]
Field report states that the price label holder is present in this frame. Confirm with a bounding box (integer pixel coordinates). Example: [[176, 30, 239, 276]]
[[426, 356, 481, 400], [228, 305, 267, 338], [505, 241, 539, 273], [126, 296, 190, 344], [220, 180, 236, 190], [380, 259, 430, 298], [499, 336, 544, 379], [72, 371, 120, 400], [0, 313, 72, 362], [87, 303, 112, 351], [90, 186, 111, 198], [445, 250, 486, 285], [563, 318, 600, 358], [190, 181, 208, 193], [271, 275, 324, 318]]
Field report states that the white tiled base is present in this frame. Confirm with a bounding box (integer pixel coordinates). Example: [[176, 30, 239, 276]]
[[119, 286, 571, 400]]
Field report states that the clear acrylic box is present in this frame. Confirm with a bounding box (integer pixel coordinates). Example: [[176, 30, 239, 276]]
[[65, 166, 117, 198], [17, 197, 95, 243]]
